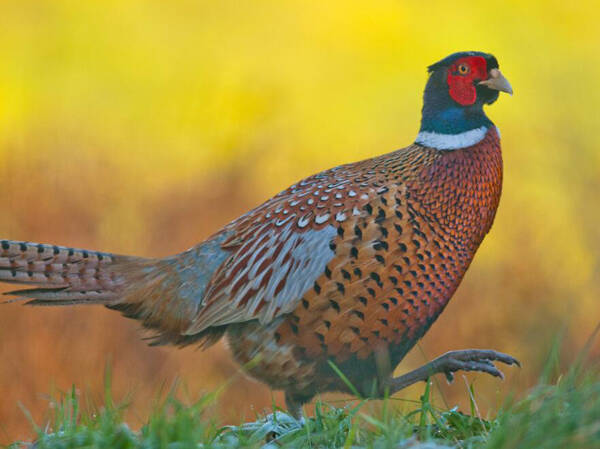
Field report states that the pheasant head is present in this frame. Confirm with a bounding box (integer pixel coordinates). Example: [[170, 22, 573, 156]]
[[417, 51, 513, 150]]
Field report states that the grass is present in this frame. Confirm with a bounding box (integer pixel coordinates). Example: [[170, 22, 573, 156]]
[[6, 348, 600, 449]]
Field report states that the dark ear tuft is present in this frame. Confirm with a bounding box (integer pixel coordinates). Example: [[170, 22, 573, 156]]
[[427, 51, 496, 73]]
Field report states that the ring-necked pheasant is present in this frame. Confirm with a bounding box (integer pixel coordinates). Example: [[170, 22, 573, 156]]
[[1, 51, 518, 417]]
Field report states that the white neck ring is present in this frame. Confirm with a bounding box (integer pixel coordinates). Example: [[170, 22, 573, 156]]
[[415, 126, 488, 150]]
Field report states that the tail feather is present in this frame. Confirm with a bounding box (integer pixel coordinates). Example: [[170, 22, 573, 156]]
[[0, 238, 224, 348], [0, 239, 141, 303], [6, 287, 116, 305]]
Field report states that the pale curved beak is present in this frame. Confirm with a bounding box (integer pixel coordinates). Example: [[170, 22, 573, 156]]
[[479, 68, 513, 95]]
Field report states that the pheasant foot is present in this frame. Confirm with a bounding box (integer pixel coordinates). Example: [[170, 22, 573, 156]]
[[386, 349, 520, 396]]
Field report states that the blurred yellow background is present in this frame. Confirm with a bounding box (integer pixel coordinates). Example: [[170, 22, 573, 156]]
[[0, 0, 599, 443]]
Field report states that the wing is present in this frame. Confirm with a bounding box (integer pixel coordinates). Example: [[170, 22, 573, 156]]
[[183, 145, 431, 336], [183, 149, 419, 335]]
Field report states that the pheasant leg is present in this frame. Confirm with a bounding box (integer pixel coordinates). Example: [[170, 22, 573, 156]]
[[386, 349, 520, 396], [284, 391, 306, 421]]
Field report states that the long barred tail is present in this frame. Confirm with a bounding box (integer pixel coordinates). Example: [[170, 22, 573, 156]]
[[0, 238, 220, 347], [0, 239, 146, 306]]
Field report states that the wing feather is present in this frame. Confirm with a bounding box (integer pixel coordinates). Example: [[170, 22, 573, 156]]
[[185, 221, 338, 334], [183, 145, 422, 336]]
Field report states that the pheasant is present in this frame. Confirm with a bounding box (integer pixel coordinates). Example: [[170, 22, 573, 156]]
[[1, 51, 518, 417]]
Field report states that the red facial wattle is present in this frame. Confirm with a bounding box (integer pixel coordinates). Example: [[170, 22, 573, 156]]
[[446, 56, 488, 106]]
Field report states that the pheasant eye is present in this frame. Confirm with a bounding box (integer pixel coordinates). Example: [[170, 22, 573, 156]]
[[458, 64, 470, 75]]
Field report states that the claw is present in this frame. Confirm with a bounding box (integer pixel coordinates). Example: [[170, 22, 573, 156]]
[[386, 348, 520, 396], [435, 350, 520, 382], [446, 349, 520, 367]]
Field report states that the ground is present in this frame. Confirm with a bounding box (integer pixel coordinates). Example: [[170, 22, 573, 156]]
[[7, 353, 600, 449]]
